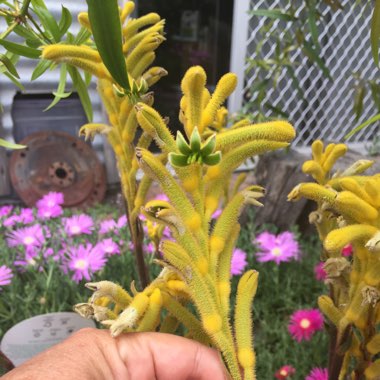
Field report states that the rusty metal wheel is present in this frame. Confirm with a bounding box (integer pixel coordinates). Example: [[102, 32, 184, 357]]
[[9, 131, 107, 208]]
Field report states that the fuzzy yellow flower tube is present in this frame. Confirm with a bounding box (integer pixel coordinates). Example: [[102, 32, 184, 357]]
[[75, 62, 295, 379], [42, 0, 167, 287], [288, 140, 380, 379]]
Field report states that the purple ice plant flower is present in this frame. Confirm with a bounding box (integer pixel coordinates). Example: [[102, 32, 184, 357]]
[[63, 214, 94, 236], [64, 244, 107, 283], [18, 208, 34, 224], [14, 248, 39, 268], [0, 205, 13, 218], [95, 239, 120, 256], [231, 248, 248, 276], [117, 214, 128, 228], [6, 224, 45, 248], [212, 208, 222, 219], [36, 192, 64, 220], [99, 219, 117, 234], [2, 215, 19, 227], [254, 231, 300, 264], [0, 265, 13, 287]]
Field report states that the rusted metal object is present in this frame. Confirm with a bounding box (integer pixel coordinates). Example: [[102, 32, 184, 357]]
[[9, 131, 106, 208]]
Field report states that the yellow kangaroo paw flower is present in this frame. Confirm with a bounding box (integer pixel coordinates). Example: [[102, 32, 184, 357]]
[[110, 292, 150, 336], [78, 12, 91, 31], [231, 118, 251, 130], [200, 73, 238, 132], [302, 160, 325, 184], [136, 289, 162, 332], [339, 178, 373, 205], [61, 57, 110, 79], [181, 66, 207, 135], [367, 334, 380, 355], [334, 191, 378, 224], [123, 13, 161, 39], [85, 281, 132, 307], [79, 123, 112, 141], [287, 183, 337, 203], [318, 295, 344, 326], [320, 143, 335, 165], [130, 51, 155, 78], [231, 173, 248, 197], [364, 359, 380, 380], [121, 1, 135, 24], [365, 179, 380, 207], [159, 314, 179, 334], [42, 44, 101, 63], [235, 270, 259, 378], [340, 159, 374, 176], [324, 225, 378, 253], [161, 292, 210, 345], [212, 107, 228, 131], [215, 121, 295, 151], [322, 144, 348, 172], [311, 140, 324, 163], [135, 103, 176, 151], [142, 66, 168, 86]]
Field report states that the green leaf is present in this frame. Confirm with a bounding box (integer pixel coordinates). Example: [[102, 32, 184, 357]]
[[73, 27, 91, 45], [68, 66, 93, 122], [13, 24, 40, 42], [84, 71, 92, 86], [44, 64, 70, 111], [370, 81, 380, 113], [265, 102, 289, 118], [250, 9, 297, 22], [31, 0, 48, 9], [0, 53, 19, 78], [345, 114, 380, 139], [371, 0, 380, 66], [58, 6, 72, 38], [308, 2, 320, 49], [87, 0, 130, 89], [302, 39, 332, 80], [0, 39, 41, 59], [0, 138, 26, 149], [33, 5, 61, 42], [353, 83, 365, 122], [3, 71, 24, 90], [31, 59, 52, 80]]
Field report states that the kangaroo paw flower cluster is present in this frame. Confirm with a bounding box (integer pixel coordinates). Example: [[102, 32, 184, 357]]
[[288, 140, 380, 378]]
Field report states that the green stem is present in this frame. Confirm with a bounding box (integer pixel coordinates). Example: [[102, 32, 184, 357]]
[[19, 0, 31, 16]]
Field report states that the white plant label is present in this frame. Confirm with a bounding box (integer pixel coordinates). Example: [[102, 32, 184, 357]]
[[0, 312, 95, 366]]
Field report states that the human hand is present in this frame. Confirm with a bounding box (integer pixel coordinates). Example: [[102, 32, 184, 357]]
[[2, 328, 229, 380]]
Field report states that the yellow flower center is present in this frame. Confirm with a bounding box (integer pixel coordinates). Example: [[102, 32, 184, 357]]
[[272, 247, 282, 256], [75, 259, 87, 270], [23, 236, 35, 245], [280, 369, 288, 376], [300, 318, 311, 329]]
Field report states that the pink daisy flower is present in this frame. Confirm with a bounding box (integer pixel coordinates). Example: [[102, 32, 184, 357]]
[[6, 224, 45, 248], [3, 215, 19, 227], [231, 248, 248, 275], [64, 244, 107, 283], [95, 239, 120, 256], [14, 248, 39, 268], [0, 205, 13, 218], [275, 365, 296, 379], [288, 309, 324, 342], [99, 219, 117, 234], [36, 192, 64, 209], [305, 367, 328, 380], [37, 205, 63, 219], [212, 208, 222, 219], [342, 244, 353, 257], [0, 265, 13, 287], [255, 231, 300, 264], [144, 242, 155, 254], [117, 214, 128, 228], [63, 214, 94, 236], [18, 208, 34, 224], [314, 262, 327, 281]]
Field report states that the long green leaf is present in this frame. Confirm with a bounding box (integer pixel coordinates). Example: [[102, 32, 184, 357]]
[[45, 63, 70, 111], [250, 9, 297, 22], [87, 0, 130, 89], [0, 138, 26, 149], [58, 6, 72, 38], [308, 2, 320, 49], [345, 114, 380, 139], [302, 39, 332, 80], [0, 53, 19, 77], [33, 5, 61, 42], [31, 59, 52, 80], [353, 83, 365, 122], [3, 71, 24, 90], [0, 39, 41, 59], [371, 0, 380, 66], [74, 27, 92, 45], [68, 66, 93, 122], [370, 81, 380, 112]]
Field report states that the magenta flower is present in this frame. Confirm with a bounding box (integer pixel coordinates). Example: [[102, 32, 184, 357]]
[[18, 208, 34, 224], [0, 205, 13, 218], [254, 231, 300, 264], [275, 365, 296, 379], [212, 208, 222, 219], [36, 191, 64, 208], [36, 192, 64, 219], [64, 244, 107, 283], [99, 219, 117, 234], [63, 214, 94, 236], [3, 215, 19, 227], [288, 309, 324, 342], [0, 265, 13, 287], [117, 214, 128, 228], [95, 239, 120, 256], [342, 244, 353, 257], [231, 248, 248, 276], [314, 262, 327, 281], [14, 248, 39, 268], [6, 224, 45, 248], [144, 242, 155, 254], [305, 367, 328, 380]]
